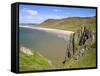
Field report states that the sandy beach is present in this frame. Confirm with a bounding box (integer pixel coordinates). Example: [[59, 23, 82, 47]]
[[19, 25, 74, 36]]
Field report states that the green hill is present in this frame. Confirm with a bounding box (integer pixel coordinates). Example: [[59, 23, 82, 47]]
[[39, 16, 96, 31], [19, 47, 53, 71]]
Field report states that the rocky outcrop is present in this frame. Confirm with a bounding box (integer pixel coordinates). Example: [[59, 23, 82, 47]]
[[20, 46, 33, 56]]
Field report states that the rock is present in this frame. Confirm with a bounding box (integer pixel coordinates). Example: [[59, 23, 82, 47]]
[[20, 46, 33, 56]]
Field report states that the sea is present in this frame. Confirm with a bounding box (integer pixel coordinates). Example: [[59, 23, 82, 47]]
[[19, 24, 71, 68]]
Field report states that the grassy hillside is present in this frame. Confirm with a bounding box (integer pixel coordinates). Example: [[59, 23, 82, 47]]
[[19, 47, 53, 71], [40, 16, 96, 32]]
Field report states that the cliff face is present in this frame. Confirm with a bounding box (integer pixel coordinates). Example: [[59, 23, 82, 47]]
[[39, 16, 96, 28]]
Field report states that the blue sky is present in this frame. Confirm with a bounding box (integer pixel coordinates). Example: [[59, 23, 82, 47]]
[[19, 4, 96, 24]]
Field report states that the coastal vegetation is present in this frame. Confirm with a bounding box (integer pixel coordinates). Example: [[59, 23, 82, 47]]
[[19, 46, 53, 71]]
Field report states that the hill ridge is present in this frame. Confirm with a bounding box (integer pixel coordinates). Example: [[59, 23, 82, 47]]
[[39, 16, 96, 28]]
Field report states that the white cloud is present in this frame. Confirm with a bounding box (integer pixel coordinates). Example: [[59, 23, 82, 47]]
[[26, 9, 38, 15], [53, 9, 62, 12], [20, 8, 39, 20], [21, 8, 38, 15]]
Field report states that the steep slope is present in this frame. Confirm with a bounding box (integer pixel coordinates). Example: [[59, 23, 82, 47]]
[[19, 46, 53, 71], [64, 41, 96, 68]]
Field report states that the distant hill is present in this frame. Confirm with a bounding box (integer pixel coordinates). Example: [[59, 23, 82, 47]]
[[39, 16, 96, 28]]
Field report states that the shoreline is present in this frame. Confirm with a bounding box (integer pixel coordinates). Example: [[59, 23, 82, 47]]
[[19, 25, 74, 35]]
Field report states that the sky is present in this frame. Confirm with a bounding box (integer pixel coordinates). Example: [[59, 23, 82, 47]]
[[19, 4, 96, 24]]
